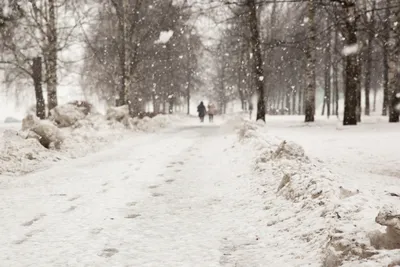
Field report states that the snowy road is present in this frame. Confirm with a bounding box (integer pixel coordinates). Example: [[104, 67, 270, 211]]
[[0, 123, 273, 267]]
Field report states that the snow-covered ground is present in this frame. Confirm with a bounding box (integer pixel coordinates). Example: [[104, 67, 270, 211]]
[[1, 114, 399, 266], [0, 111, 186, 176], [261, 115, 400, 266]]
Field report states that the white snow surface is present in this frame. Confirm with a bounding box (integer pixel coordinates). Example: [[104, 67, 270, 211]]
[[1, 114, 399, 266], [0, 113, 184, 176]]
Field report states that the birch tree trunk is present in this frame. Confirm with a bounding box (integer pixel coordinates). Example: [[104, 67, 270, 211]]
[[305, 0, 316, 122]]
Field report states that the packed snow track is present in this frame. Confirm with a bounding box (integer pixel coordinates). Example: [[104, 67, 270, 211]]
[[0, 122, 271, 267]]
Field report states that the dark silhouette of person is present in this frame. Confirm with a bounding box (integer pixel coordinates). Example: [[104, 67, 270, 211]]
[[197, 101, 206, 122]]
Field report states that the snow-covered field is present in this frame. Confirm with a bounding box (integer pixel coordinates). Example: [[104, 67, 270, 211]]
[[1, 113, 399, 266]]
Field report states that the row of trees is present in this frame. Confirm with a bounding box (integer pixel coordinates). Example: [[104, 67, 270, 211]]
[[211, 0, 400, 125], [80, 0, 203, 116], [2, 0, 400, 126], [0, 0, 60, 119], [0, 0, 203, 118]]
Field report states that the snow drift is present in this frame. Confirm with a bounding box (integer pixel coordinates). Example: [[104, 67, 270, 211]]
[[0, 103, 181, 176], [236, 119, 400, 267]]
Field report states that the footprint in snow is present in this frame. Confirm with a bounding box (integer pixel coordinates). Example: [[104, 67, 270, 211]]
[[68, 195, 81, 202], [152, 192, 163, 197], [125, 214, 141, 219], [21, 213, 46, 227], [102, 182, 109, 187], [99, 248, 119, 258], [122, 175, 130, 180], [126, 201, 137, 206], [50, 193, 67, 197], [14, 229, 44, 245], [165, 179, 175, 183], [90, 228, 103, 235], [63, 206, 77, 213], [174, 169, 182, 173], [148, 185, 159, 189]]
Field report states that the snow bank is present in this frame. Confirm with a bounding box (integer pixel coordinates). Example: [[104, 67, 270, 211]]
[[0, 104, 182, 176], [22, 114, 64, 149], [49, 101, 93, 127], [236, 120, 400, 266], [0, 128, 62, 175], [106, 105, 129, 122]]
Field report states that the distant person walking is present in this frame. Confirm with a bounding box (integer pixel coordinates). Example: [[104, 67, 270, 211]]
[[207, 102, 217, 123], [249, 102, 254, 120], [197, 101, 206, 122]]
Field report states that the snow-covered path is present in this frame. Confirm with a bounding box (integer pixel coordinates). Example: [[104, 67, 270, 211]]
[[0, 123, 272, 267]]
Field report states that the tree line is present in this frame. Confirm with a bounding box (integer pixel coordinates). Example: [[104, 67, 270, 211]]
[[0, 0, 203, 118], [1, 0, 400, 126], [211, 0, 400, 125]]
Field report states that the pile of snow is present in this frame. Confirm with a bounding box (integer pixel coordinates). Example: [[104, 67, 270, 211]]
[[236, 120, 400, 266], [106, 105, 129, 122], [22, 114, 64, 149], [0, 103, 182, 176], [0, 129, 62, 175], [51, 104, 86, 127]]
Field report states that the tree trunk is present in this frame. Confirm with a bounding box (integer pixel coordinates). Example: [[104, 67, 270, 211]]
[[248, 0, 266, 121], [388, 4, 400, 123], [186, 67, 191, 115], [186, 86, 190, 115], [32, 57, 46, 120], [364, 0, 375, 116], [292, 87, 296, 115], [46, 0, 58, 111], [323, 18, 331, 118], [305, 0, 316, 122], [116, 0, 127, 107], [356, 56, 362, 122], [168, 97, 174, 114], [298, 84, 303, 115], [364, 39, 373, 116], [162, 100, 166, 113], [333, 24, 340, 117], [238, 46, 245, 111], [382, 0, 390, 115], [343, 4, 359, 126], [285, 90, 290, 114], [153, 93, 159, 113]]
